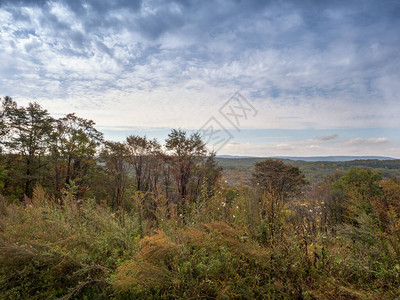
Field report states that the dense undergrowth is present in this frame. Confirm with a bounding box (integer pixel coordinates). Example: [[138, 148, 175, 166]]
[[1, 169, 400, 299]]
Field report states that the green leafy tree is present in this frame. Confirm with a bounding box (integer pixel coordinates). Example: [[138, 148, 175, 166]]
[[252, 159, 307, 200], [377, 178, 400, 256], [1, 98, 55, 197], [332, 167, 383, 224], [333, 167, 382, 199], [53, 113, 103, 195]]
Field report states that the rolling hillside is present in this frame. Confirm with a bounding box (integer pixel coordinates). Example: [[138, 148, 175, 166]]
[[216, 157, 400, 186]]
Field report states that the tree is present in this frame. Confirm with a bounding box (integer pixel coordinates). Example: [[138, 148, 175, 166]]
[[310, 171, 345, 231], [165, 129, 207, 204], [0, 97, 10, 152], [0, 97, 10, 193], [1, 98, 55, 197], [331, 167, 383, 224], [53, 113, 103, 194], [194, 152, 222, 200], [100, 141, 131, 210], [251, 159, 306, 200], [126, 135, 162, 193], [333, 167, 382, 199], [376, 178, 400, 256]]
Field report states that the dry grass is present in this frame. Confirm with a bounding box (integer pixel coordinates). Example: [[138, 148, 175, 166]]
[[1, 178, 400, 298]]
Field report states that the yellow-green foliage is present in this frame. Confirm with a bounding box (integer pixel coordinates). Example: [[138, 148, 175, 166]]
[[114, 230, 181, 294], [114, 222, 309, 298], [0, 185, 140, 299]]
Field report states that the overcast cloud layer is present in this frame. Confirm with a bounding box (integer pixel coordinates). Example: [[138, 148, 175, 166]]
[[0, 0, 399, 157]]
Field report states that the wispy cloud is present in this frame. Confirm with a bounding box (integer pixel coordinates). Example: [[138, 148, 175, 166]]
[[315, 134, 338, 141], [221, 136, 398, 158], [344, 137, 389, 146]]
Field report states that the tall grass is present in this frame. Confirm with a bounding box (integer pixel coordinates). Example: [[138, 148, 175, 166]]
[[0, 186, 140, 299], [1, 183, 400, 298]]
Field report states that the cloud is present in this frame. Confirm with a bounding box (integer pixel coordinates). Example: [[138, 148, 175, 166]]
[[314, 134, 338, 141], [0, 0, 399, 156], [344, 137, 389, 146], [274, 143, 297, 151], [218, 135, 399, 158]]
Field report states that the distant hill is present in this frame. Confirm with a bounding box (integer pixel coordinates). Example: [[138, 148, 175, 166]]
[[216, 155, 396, 161], [215, 157, 400, 185], [271, 156, 396, 162], [216, 155, 256, 159]]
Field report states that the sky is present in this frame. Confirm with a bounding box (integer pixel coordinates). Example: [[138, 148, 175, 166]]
[[0, 0, 399, 157]]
